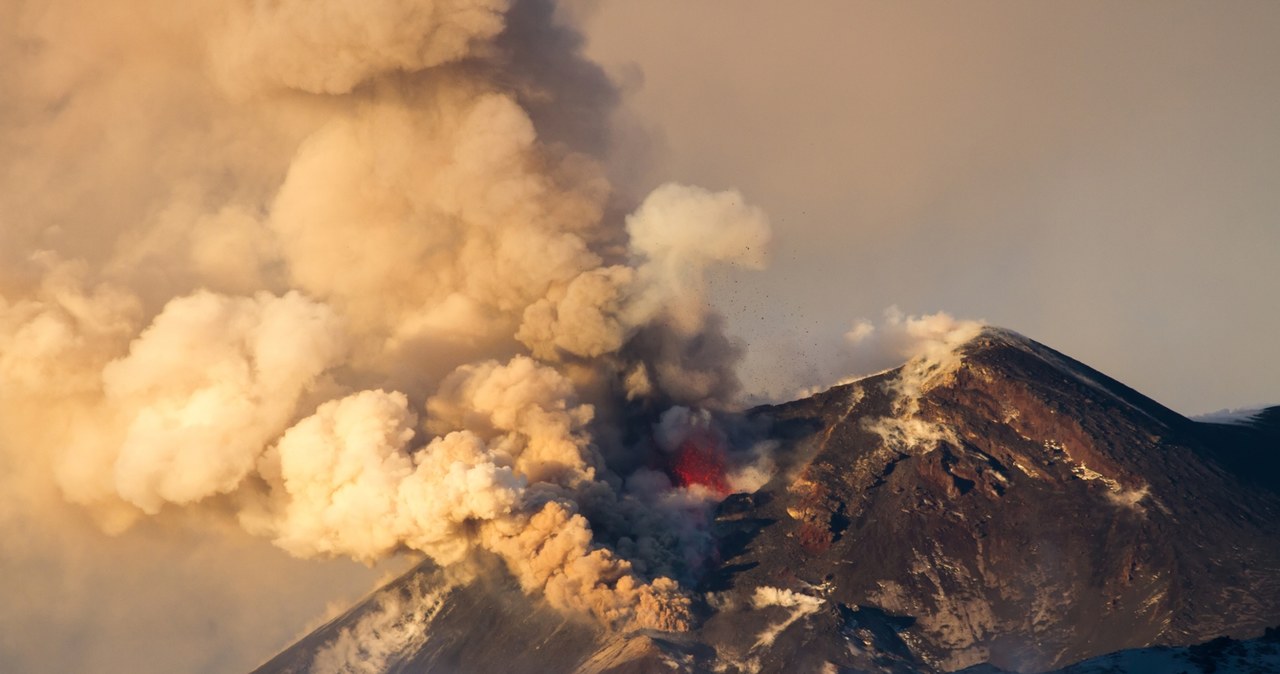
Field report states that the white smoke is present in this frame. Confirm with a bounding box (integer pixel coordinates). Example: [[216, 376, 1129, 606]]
[[849, 308, 986, 453], [67, 291, 346, 517], [213, 0, 510, 95], [0, 0, 770, 643], [844, 308, 985, 384], [750, 586, 824, 649], [517, 182, 770, 403]]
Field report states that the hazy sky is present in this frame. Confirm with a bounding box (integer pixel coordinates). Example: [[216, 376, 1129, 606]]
[[576, 0, 1280, 414]]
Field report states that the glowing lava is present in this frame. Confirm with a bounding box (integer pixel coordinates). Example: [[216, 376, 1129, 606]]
[[670, 432, 730, 495]]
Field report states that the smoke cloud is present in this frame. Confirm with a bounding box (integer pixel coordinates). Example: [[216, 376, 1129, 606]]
[[843, 309, 986, 452], [212, 0, 510, 95], [0, 0, 770, 655]]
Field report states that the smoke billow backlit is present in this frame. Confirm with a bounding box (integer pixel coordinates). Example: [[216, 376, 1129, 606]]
[[0, 0, 771, 632]]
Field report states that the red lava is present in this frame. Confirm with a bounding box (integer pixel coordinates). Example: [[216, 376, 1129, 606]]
[[670, 432, 730, 495]]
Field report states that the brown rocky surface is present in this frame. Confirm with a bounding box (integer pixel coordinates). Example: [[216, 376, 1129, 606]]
[[254, 328, 1280, 673]]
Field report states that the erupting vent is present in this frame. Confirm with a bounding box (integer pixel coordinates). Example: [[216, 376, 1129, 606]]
[[671, 433, 730, 495]]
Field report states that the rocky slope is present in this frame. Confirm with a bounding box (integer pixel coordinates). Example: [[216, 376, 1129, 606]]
[[253, 328, 1280, 673], [961, 628, 1280, 674]]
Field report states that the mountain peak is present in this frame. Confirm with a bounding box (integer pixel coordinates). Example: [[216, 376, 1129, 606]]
[[947, 326, 1188, 431], [255, 331, 1280, 674], [742, 328, 1280, 671]]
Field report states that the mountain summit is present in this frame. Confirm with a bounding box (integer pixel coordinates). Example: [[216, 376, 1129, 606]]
[[254, 328, 1280, 674]]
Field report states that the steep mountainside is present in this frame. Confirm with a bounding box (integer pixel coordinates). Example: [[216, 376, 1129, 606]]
[[254, 329, 1280, 674], [701, 328, 1280, 672]]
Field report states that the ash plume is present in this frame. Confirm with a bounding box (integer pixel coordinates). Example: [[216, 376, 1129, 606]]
[[0, 0, 769, 632]]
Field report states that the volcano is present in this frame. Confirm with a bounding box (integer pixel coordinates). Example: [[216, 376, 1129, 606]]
[[252, 328, 1280, 673]]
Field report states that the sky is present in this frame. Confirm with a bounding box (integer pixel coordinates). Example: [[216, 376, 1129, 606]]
[[1, 3, 1278, 674], [573, 0, 1280, 415]]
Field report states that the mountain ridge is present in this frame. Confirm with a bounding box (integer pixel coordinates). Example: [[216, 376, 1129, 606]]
[[254, 327, 1280, 674]]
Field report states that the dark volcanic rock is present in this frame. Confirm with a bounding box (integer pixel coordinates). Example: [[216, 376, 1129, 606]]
[[958, 627, 1280, 673], [709, 328, 1280, 672], [253, 328, 1280, 674]]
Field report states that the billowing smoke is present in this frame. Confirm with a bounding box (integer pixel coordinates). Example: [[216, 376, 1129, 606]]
[[841, 308, 986, 452], [0, 0, 770, 634]]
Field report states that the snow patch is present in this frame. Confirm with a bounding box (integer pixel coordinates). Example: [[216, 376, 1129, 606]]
[[1013, 460, 1042, 479], [1195, 407, 1267, 425], [1045, 439, 1151, 512], [309, 575, 452, 674], [1104, 485, 1151, 510]]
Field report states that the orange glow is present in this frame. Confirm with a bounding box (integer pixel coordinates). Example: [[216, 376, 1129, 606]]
[[670, 433, 729, 495]]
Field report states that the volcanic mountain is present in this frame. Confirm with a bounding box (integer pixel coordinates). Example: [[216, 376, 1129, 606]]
[[253, 328, 1280, 673]]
